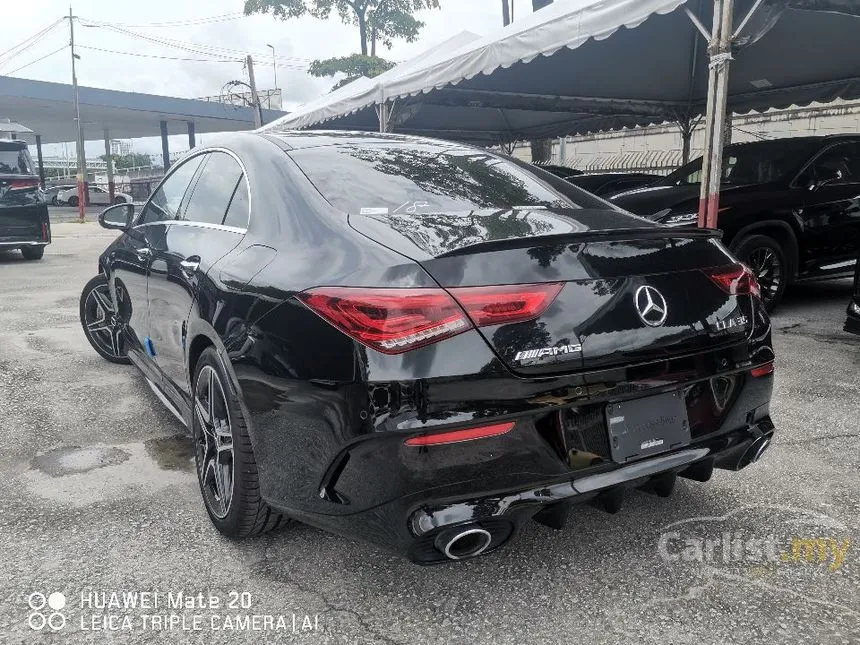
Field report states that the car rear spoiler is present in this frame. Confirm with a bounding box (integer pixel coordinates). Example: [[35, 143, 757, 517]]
[[436, 227, 722, 258]]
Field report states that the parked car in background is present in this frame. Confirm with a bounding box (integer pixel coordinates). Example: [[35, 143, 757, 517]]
[[57, 185, 133, 207], [80, 131, 775, 564], [44, 184, 76, 205], [536, 164, 583, 180], [610, 136, 860, 310], [0, 139, 50, 260], [568, 172, 662, 197], [845, 254, 860, 335]]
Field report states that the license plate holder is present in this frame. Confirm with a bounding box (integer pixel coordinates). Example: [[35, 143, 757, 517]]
[[605, 390, 690, 463]]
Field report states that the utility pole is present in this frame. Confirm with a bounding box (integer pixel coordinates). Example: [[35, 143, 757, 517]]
[[69, 5, 87, 222], [245, 55, 263, 128]]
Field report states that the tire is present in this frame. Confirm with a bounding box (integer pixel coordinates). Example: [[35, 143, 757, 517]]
[[192, 347, 287, 538], [51, 196, 58, 206], [20, 246, 44, 261], [732, 234, 788, 312], [68, 196, 79, 207], [79, 274, 131, 364]]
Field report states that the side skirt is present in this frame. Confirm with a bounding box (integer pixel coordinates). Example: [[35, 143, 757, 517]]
[[128, 348, 191, 432]]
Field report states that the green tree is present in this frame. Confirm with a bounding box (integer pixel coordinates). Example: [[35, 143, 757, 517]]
[[244, 0, 439, 89], [309, 54, 395, 89]]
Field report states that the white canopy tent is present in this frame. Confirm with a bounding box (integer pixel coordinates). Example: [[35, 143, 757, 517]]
[[263, 0, 860, 226]]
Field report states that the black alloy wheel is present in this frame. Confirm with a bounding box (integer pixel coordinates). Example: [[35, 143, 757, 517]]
[[79, 274, 130, 364], [191, 348, 287, 537], [194, 364, 235, 520], [734, 235, 787, 312]]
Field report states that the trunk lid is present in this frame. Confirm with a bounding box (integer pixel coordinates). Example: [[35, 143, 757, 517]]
[[349, 208, 755, 375]]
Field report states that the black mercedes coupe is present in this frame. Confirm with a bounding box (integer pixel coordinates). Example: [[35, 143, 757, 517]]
[[80, 131, 776, 564]]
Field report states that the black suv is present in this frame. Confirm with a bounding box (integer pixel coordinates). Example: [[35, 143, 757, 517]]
[[0, 140, 50, 260], [610, 136, 860, 310]]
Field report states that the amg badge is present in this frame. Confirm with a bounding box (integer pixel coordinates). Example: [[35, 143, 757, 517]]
[[514, 344, 582, 362]]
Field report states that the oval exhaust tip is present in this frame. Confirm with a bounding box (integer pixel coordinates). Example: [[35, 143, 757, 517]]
[[750, 436, 771, 463], [441, 528, 493, 560]]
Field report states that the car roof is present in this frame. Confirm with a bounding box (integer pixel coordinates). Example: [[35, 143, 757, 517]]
[[0, 139, 28, 150], [262, 129, 476, 151], [725, 134, 860, 152]]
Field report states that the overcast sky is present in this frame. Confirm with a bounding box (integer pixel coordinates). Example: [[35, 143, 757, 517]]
[[3, 1, 525, 158]]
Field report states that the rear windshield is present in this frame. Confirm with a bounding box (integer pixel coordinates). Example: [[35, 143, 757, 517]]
[[0, 146, 35, 175], [290, 143, 578, 214]]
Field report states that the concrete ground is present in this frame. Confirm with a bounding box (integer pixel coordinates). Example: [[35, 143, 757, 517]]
[[0, 223, 857, 644]]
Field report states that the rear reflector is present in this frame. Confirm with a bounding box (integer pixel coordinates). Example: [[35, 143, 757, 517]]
[[298, 287, 472, 354], [751, 362, 775, 377], [704, 264, 761, 298], [449, 282, 564, 327], [404, 421, 515, 446], [9, 178, 39, 190]]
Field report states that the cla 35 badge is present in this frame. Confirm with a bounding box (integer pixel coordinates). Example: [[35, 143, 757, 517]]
[[514, 344, 582, 362]]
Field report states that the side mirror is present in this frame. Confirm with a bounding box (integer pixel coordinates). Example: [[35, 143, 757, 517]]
[[99, 203, 134, 231]]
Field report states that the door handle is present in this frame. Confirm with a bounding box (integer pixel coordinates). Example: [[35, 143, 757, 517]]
[[135, 248, 152, 262], [179, 258, 201, 276]]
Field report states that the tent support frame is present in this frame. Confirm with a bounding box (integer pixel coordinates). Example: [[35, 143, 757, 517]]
[[698, 0, 735, 229]]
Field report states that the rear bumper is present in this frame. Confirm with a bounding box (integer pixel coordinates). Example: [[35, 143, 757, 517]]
[[0, 204, 51, 247], [845, 299, 860, 335], [261, 368, 775, 564]]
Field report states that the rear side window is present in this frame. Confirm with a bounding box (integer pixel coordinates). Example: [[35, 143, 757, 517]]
[[223, 177, 249, 229], [138, 154, 205, 225], [290, 143, 577, 214], [182, 152, 244, 226], [0, 147, 34, 175]]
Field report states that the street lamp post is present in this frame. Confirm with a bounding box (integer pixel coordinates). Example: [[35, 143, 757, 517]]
[[266, 44, 277, 90]]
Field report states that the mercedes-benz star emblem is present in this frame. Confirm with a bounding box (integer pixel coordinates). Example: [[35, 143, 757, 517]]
[[634, 285, 668, 327]]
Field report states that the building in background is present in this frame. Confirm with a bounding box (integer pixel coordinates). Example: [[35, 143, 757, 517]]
[[517, 99, 860, 175]]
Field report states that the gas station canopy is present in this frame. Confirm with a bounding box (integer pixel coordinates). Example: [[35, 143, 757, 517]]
[[0, 76, 286, 144]]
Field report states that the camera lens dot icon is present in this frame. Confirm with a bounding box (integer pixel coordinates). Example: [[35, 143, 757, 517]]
[[28, 592, 66, 631], [27, 593, 46, 610], [48, 592, 66, 611]]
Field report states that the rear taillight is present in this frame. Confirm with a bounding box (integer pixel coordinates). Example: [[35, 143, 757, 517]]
[[404, 421, 515, 446], [448, 283, 564, 327], [298, 287, 472, 354], [9, 178, 39, 190], [299, 282, 565, 354], [705, 264, 760, 298]]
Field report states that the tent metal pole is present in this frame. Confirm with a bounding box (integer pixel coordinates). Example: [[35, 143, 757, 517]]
[[697, 0, 723, 228], [698, 0, 734, 229], [378, 102, 389, 133]]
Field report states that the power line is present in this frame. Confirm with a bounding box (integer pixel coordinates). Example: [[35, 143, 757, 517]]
[[3, 44, 69, 76], [79, 18, 313, 65], [93, 12, 245, 29], [0, 18, 64, 66], [76, 44, 242, 63]]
